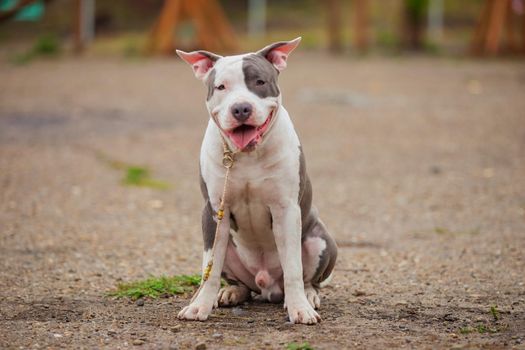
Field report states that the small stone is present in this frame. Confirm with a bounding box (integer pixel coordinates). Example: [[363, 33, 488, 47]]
[[169, 345, 179, 350], [212, 333, 222, 338], [136, 299, 144, 307], [132, 339, 145, 346], [231, 307, 245, 316], [195, 342, 207, 350], [170, 325, 181, 333], [430, 165, 442, 175], [149, 199, 164, 209], [352, 290, 366, 297], [107, 329, 117, 336], [443, 314, 458, 322]]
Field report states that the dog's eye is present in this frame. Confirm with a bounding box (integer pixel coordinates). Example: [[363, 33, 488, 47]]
[[216, 84, 225, 91], [256, 79, 265, 86]]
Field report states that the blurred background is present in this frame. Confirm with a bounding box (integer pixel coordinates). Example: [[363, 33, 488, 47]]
[[1, 2, 525, 348], [1, 0, 525, 60]]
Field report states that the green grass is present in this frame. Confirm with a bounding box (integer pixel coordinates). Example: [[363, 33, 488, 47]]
[[94, 150, 171, 190], [459, 305, 508, 335], [122, 166, 170, 189], [460, 324, 499, 335], [108, 274, 201, 300], [490, 305, 499, 321], [286, 342, 315, 350]]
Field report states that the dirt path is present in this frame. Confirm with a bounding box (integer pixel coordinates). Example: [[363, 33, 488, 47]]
[[1, 55, 524, 349]]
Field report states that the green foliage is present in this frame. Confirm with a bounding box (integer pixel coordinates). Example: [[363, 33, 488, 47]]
[[122, 38, 143, 58], [9, 33, 60, 65], [286, 342, 315, 350], [405, 0, 429, 19], [108, 274, 201, 300], [376, 30, 400, 52], [32, 33, 60, 55]]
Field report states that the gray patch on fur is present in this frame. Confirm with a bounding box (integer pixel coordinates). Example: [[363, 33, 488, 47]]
[[298, 146, 314, 233], [197, 50, 222, 62], [308, 220, 338, 287], [200, 171, 216, 250], [242, 54, 280, 98], [206, 68, 216, 101], [297, 146, 338, 287]]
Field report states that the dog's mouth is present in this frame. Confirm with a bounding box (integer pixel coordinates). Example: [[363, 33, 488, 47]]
[[226, 110, 274, 151]]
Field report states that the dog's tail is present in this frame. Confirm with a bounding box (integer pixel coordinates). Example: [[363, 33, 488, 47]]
[[319, 272, 334, 288]]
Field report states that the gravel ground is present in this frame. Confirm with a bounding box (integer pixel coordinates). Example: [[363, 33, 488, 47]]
[[0, 54, 524, 349]]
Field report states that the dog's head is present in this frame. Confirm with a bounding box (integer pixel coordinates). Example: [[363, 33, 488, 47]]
[[177, 38, 301, 152]]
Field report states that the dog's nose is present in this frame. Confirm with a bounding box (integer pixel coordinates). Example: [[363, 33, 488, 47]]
[[231, 103, 253, 122]]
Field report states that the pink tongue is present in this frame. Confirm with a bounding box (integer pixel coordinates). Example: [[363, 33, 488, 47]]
[[230, 127, 259, 150]]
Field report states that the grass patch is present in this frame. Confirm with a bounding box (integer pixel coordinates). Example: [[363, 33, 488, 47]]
[[459, 305, 508, 335], [123, 166, 170, 189], [286, 342, 315, 350], [108, 274, 201, 300], [94, 150, 171, 190], [460, 324, 499, 334], [490, 305, 499, 321], [10, 33, 60, 65]]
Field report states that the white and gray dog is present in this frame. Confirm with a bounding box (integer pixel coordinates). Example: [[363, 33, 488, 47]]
[[176, 38, 337, 324]]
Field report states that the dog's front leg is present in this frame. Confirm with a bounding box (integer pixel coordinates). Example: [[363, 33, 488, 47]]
[[178, 208, 230, 321], [271, 203, 321, 324]]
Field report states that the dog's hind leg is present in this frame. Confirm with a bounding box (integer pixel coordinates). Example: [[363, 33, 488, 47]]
[[218, 241, 257, 306], [301, 217, 338, 309]]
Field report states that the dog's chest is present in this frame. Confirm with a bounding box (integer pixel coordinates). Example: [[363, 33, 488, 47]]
[[228, 175, 274, 248], [205, 147, 301, 245]]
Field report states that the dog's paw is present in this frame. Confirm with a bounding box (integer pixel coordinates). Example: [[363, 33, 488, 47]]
[[218, 285, 250, 306], [177, 300, 213, 321], [285, 296, 321, 325], [305, 285, 321, 309]]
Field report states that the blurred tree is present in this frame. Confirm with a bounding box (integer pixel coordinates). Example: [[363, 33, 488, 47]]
[[471, 0, 525, 55], [325, 0, 343, 53], [353, 0, 369, 52], [401, 0, 428, 50]]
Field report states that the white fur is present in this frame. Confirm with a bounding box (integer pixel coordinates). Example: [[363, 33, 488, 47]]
[[204, 54, 280, 135]]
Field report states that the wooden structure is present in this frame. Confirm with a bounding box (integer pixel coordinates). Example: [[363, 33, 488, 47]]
[[325, 0, 369, 54], [471, 0, 525, 55], [147, 0, 238, 55], [353, 0, 369, 52], [73, 0, 95, 53]]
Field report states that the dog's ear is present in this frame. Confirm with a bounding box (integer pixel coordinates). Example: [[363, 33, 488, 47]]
[[257, 37, 301, 71], [176, 50, 222, 80]]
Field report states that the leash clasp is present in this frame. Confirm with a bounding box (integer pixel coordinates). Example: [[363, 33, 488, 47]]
[[222, 151, 234, 169]]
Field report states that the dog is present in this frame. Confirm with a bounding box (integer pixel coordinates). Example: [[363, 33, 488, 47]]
[[176, 38, 337, 324]]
